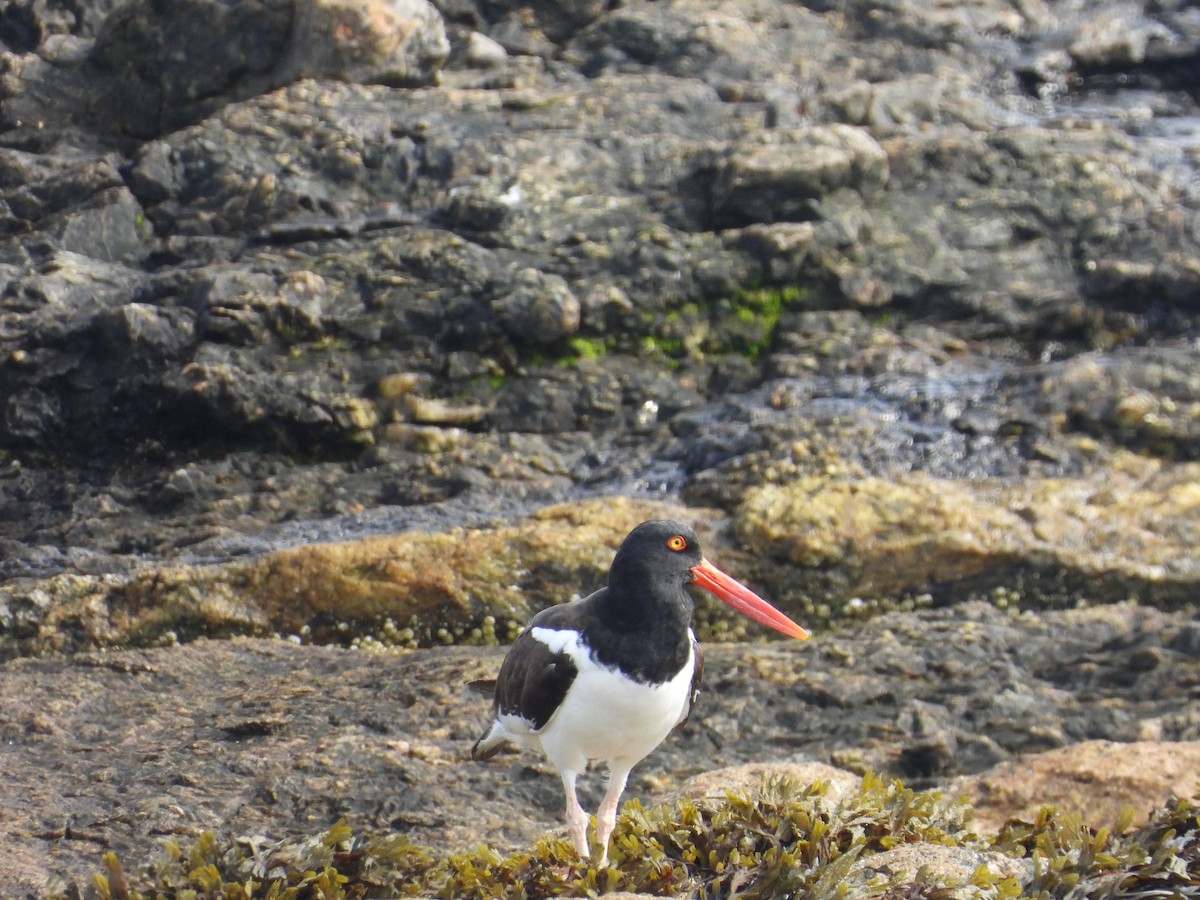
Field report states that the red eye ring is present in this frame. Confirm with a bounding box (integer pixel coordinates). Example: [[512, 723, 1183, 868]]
[[667, 535, 687, 551]]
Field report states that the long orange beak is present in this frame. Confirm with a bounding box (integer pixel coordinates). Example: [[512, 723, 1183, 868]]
[[690, 558, 810, 639]]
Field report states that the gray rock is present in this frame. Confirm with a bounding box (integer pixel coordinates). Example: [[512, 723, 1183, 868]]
[[1039, 345, 1200, 457], [275, 0, 449, 87], [88, 0, 294, 137], [0, 151, 133, 252], [1068, 8, 1177, 68], [3, 0, 449, 146], [44, 186, 150, 263], [492, 267, 581, 345], [461, 31, 508, 69], [714, 125, 890, 227]]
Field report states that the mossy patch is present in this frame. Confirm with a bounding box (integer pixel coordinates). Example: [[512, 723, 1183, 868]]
[[566, 335, 613, 360], [77, 774, 1200, 900], [712, 284, 805, 360], [543, 284, 805, 369]]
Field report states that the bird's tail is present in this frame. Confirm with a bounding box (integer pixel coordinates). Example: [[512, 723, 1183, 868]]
[[466, 678, 497, 697], [471, 720, 508, 761]]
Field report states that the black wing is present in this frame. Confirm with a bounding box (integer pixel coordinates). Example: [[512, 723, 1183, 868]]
[[470, 621, 580, 762], [491, 626, 579, 730], [490, 598, 600, 730]]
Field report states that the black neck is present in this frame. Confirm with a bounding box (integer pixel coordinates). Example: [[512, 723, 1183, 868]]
[[586, 573, 694, 684]]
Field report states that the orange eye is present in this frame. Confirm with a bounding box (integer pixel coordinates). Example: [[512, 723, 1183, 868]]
[[667, 535, 687, 551]]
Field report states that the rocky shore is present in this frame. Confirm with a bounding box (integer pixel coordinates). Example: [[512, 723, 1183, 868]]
[[2, 0, 1199, 894], [3, 602, 1198, 894]]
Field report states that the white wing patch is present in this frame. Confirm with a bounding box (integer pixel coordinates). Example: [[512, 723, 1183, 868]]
[[529, 626, 581, 656]]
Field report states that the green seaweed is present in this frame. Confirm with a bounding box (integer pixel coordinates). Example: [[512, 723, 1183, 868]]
[[71, 774, 1199, 900], [991, 795, 1200, 900]]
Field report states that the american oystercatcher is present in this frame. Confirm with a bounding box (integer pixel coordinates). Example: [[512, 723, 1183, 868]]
[[469, 519, 809, 866]]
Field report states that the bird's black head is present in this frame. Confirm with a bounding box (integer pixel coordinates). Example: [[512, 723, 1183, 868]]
[[587, 520, 705, 677], [609, 519, 811, 640], [608, 519, 703, 596]]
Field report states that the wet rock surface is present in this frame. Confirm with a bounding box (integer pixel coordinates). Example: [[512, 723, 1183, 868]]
[[1, 0, 1198, 592], [2, 0, 1199, 893]]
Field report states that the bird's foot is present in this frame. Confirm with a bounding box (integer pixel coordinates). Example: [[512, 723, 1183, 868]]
[[570, 833, 591, 861], [593, 803, 619, 869], [565, 811, 590, 861]]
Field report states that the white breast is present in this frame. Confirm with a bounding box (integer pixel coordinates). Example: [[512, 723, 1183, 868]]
[[509, 626, 695, 775]]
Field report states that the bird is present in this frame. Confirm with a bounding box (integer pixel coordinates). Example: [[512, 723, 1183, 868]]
[[469, 519, 809, 866]]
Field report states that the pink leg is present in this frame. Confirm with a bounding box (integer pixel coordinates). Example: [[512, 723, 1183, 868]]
[[593, 763, 633, 868], [560, 769, 591, 859]]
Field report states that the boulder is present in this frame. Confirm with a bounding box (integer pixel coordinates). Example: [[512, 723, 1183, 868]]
[[952, 740, 1200, 834]]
